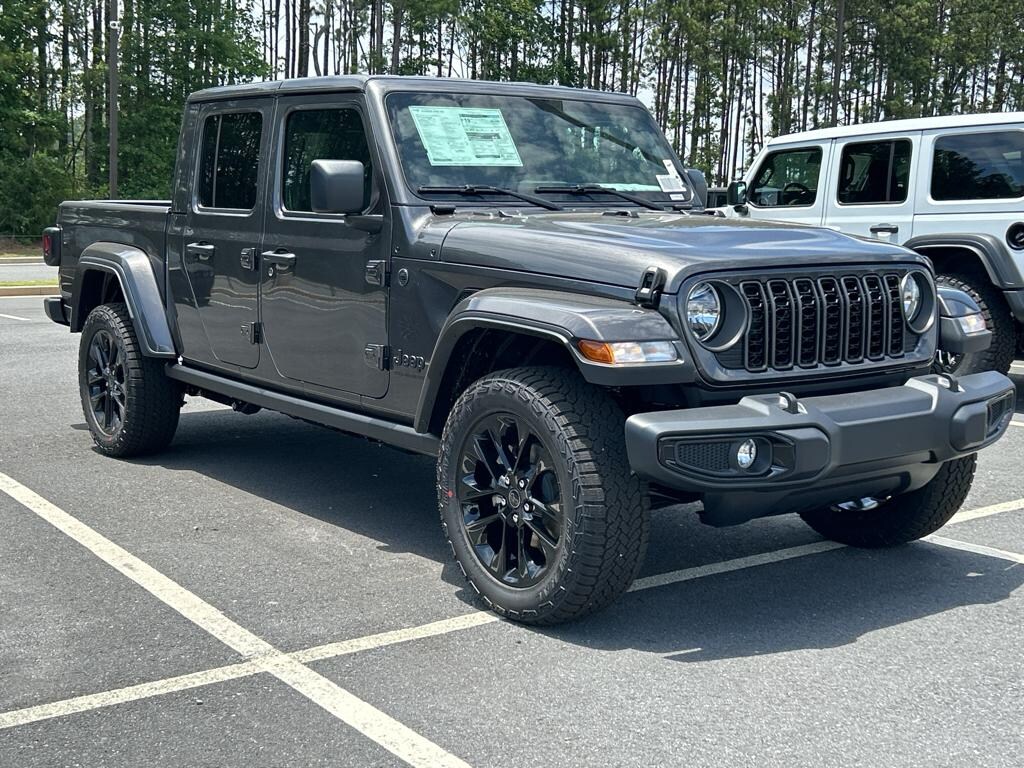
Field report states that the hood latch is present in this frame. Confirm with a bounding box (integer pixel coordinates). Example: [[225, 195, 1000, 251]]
[[635, 266, 667, 308]]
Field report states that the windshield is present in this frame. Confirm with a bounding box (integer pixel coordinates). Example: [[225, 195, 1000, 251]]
[[385, 91, 691, 206]]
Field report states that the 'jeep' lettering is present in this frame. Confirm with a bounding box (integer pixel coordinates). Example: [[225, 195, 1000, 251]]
[[392, 349, 426, 370]]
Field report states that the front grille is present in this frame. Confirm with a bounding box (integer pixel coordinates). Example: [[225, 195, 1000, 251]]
[[734, 271, 910, 373]]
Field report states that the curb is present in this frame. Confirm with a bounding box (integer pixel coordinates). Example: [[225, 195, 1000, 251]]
[[0, 258, 45, 265], [0, 286, 58, 297]]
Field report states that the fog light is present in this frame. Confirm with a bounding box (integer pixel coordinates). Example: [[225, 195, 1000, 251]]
[[736, 439, 757, 470]]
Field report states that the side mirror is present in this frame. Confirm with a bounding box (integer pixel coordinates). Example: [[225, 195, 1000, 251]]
[[310, 159, 366, 214], [726, 180, 748, 207]]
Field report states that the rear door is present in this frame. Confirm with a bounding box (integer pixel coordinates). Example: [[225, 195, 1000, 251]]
[[182, 100, 273, 369], [823, 132, 920, 243], [743, 142, 831, 226], [914, 126, 1024, 244], [258, 94, 390, 397]]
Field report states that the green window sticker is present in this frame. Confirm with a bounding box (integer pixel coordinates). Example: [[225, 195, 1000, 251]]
[[408, 106, 523, 167]]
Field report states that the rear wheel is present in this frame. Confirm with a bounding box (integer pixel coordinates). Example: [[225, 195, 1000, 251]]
[[933, 272, 1014, 375], [437, 367, 649, 624], [799, 455, 976, 547], [79, 302, 182, 457]]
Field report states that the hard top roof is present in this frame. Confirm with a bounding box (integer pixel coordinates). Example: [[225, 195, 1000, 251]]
[[768, 111, 1024, 146], [187, 75, 641, 104]]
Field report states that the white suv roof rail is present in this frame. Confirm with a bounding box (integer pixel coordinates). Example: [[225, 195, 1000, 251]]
[[770, 112, 1024, 146]]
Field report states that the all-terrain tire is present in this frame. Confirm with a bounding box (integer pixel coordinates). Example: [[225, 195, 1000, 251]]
[[79, 302, 182, 457], [799, 455, 976, 547], [437, 367, 649, 625], [934, 272, 1015, 375]]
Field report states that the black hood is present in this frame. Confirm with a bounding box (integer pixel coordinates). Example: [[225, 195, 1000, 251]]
[[437, 212, 926, 292]]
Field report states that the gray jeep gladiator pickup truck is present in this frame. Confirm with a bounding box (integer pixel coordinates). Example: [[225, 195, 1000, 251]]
[[43, 76, 1015, 624]]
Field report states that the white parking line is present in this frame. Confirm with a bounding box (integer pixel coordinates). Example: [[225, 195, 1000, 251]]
[[950, 498, 1024, 524], [0, 471, 471, 768], [1009, 420, 1024, 429], [926, 535, 1024, 564], [0, 660, 262, 730], [0, 313, 31, 321], [628, 540, 845, 592], [0, 612, 498, 732], [1, 477, 1022, 736]]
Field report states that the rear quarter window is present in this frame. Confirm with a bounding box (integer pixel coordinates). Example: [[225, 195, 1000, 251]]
[[931, 131, 1024, 201]]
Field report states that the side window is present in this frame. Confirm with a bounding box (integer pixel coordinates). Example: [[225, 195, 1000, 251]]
[[932, 131, 1024, 201], [750, 147, 822, 207], [837, 139, 912, 205], [282, 108, 373, 212], [197, 112, 263, 210]]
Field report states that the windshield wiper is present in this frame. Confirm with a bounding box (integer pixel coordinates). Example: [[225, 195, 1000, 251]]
[[533, 184, 668, 211], [417, 184, 564, 211]]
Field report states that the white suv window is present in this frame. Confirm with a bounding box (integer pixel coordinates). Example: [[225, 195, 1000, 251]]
[[750, 147, 822, 207], [932, 131, 1024, 201], [837, 139, 912, 205]]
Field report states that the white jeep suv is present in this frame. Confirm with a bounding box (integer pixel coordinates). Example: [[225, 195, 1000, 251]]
[[723, 113, 1024, 374]]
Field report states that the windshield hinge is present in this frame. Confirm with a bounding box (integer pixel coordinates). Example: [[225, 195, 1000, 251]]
[[635, 266, 667, 309]]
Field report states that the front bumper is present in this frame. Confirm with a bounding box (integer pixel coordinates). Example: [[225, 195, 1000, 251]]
[[625, 371, 1015, 525]]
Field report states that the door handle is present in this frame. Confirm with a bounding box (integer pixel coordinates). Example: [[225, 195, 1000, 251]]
[[869, 224, 899, 235], [261, 250, 296, 269], [186, 241, 215, 261]]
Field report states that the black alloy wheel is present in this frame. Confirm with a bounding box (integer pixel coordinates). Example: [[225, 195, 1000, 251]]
[[457, 412, 562, 588], [85, 328, 127, 436], [78, 302, 182, 457]]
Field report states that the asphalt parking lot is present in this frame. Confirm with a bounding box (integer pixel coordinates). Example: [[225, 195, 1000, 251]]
[[2, 293, 1023, 767]]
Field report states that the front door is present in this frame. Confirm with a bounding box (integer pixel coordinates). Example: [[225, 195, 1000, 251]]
[[743, 142, 831, 226], [259, 96, 389, 397], [182, 100, 273, 369], [823, 132, 920, 244]]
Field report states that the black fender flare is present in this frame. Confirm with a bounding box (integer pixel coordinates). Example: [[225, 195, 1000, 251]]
[[905, 233, 1024, 290], [413, 287, 693, 433], [71, 242, 176, 358]]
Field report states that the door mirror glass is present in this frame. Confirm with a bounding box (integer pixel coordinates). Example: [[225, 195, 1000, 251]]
[[310, 159, 366, 214], [726, 180, 747, 206]]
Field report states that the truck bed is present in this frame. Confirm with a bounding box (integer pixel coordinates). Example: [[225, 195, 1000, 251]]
[[57, 200, 172, 300]]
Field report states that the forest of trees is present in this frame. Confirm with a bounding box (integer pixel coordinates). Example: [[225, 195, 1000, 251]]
[[2, 0, 1023, 236]]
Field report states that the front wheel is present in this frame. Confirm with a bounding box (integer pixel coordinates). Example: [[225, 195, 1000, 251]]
[[437, 367, 649, 625], [799, 455, 976, 547], [79, 302, 182, 457]]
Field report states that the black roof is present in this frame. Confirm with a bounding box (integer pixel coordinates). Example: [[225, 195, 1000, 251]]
[[187, 75, 640, 105]]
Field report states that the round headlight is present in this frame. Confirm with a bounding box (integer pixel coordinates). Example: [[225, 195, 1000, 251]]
[[686, 282, 721, 342], [900, 273, 922, 321]]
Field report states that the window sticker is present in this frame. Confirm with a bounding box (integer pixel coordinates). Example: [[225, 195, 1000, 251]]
[[592, 182, 662, 191], [409, 106, 523, 167], [656, 174, 685, 192]]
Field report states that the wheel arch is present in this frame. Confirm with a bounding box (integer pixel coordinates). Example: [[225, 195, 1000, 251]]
[[905, 233, 1024, 290], [413, 287, 693, 434], [71, 242, 176, 358]]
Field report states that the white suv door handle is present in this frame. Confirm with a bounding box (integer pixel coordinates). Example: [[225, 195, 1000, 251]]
[[870, 223, 899, 235]]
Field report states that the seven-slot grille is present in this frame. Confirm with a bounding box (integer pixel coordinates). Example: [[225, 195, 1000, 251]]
[[736, 272, 908, 372]]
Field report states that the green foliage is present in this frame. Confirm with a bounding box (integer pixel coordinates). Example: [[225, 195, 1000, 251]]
[[2, 0, 1023, 233], [0, 0, 266, 234]]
